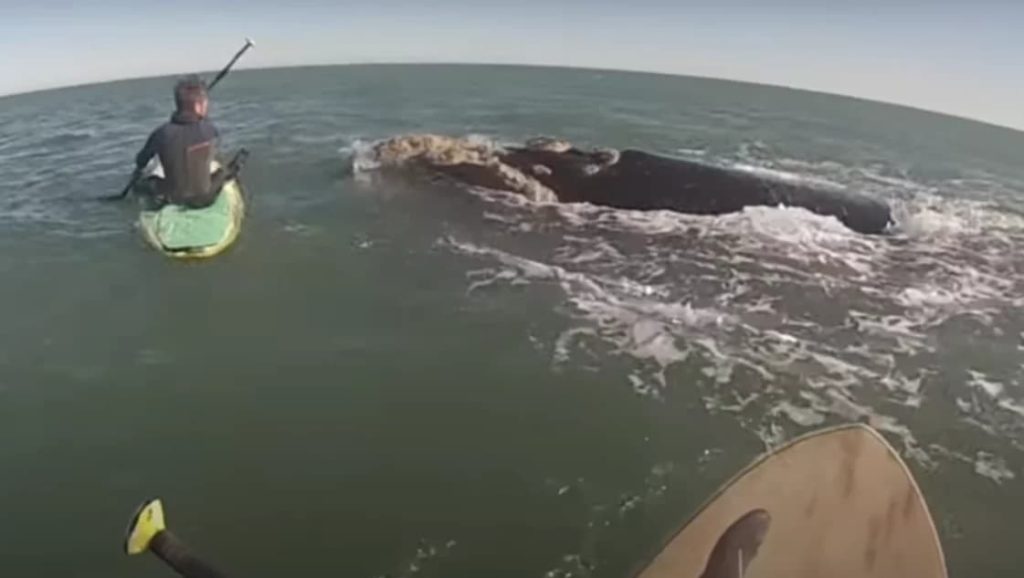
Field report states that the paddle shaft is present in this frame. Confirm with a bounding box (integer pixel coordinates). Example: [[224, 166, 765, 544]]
[[108, 39, 253, 200], [114, 170, 142, 200], [208, 39, 254, 91], [150, 530, 231, 578]]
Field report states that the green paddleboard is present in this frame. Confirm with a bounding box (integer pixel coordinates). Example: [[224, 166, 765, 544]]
[[138, 161, 245, 259]]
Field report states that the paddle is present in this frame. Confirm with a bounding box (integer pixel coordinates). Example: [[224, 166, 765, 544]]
[[208, 37, 256, 91], [100, 38, 255, 202], [125, 499, 231, 578]]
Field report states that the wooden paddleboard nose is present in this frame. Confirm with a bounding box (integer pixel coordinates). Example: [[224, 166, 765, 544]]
[[635, 424, 948, 578]]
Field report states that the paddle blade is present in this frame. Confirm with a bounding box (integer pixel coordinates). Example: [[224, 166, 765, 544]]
[[125, 499, 167, 555]]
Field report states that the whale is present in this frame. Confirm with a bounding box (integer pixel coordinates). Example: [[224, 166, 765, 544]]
[[362, 135, 894, 235]]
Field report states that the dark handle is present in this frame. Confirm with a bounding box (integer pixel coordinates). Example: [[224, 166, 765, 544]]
[[150, 530, 230, 578], [208, 40, 254, 91]]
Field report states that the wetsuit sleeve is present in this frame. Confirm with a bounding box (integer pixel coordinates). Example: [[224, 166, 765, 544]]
[[135, 129, 159, 169]]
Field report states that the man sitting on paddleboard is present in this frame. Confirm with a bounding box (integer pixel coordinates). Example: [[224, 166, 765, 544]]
[[133, 76, 233, 209]]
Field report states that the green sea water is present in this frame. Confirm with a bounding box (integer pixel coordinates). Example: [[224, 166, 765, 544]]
[[1, 65, 1023, 577]]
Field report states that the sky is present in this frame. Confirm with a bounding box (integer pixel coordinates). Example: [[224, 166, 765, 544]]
[[1, 1, 1022, 130]]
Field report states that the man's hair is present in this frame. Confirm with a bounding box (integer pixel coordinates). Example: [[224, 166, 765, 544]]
[[174, 75, 209, 111]]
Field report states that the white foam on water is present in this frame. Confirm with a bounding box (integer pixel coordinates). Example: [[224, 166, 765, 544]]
[[340, 139, 381, 179], [442, 237, 729, 394], [281, 222, 320, 237], [370, 538, 459, 578], [895, 203, 973, 238], [754, 422, 789, 451], [675, 147, 707, 158], [968, 370, 1005, 399], [418, 139, 1024, 479], [538, 460, 679, 578], [771, 400, 826, 427], [892, 192, 1024, 239], [929, 444, 1017, 484], [974, 452, 1016, 484], [880, 372, 925, 408], [962, 371, 1024, 426], [998, 399, 1024, 418], [730, 162, 848, 191], [553, 327, 600, 367]]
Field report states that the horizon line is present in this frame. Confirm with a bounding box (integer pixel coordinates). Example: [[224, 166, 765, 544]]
[[2, 60, 1021, 136]]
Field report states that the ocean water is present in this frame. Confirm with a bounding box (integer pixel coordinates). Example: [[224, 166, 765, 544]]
[[1, 64, 1023, 577]]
